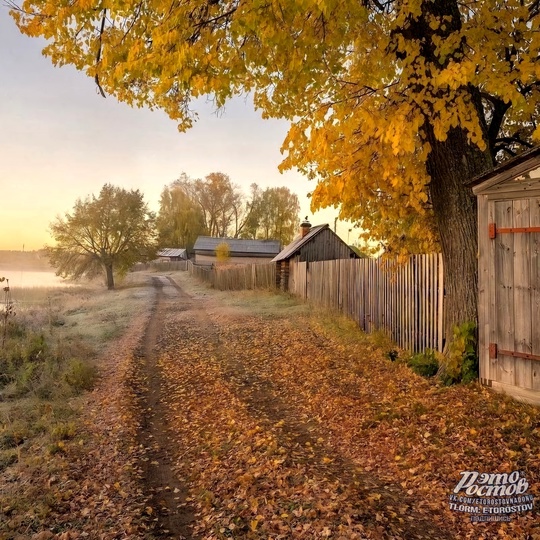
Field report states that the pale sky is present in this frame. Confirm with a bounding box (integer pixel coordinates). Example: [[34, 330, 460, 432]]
[[0, 7, 355, 251]]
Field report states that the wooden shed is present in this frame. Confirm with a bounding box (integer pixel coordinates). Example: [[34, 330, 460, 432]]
[[471, 147, 540, 404], [156, 248, 187, 261], [272, 220, 358, 290]]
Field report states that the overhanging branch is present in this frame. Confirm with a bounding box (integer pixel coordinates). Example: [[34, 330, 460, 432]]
[[95, 9, 107, 98]]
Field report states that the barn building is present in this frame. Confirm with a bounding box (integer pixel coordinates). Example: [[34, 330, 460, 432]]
[[272, 219, 359, 290], [156, 248, 187, 261]]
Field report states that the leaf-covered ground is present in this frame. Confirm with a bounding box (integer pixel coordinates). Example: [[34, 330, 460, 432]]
[[2, 271, 539, 539], [132, 273, 539, 540]]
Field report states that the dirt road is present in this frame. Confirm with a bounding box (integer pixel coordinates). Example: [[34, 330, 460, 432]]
[[132, 274, 455, 539], [2, 271, 537, 539]]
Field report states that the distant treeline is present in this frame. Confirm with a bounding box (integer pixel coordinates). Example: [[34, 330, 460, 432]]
[[0, 250, 52, 271]]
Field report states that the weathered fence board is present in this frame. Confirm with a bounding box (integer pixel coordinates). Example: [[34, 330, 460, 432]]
[[291, 262, 308, 299], [188, 261, 276, 291], [288, 255, 444, 353], [188, 262, 214, 287], [513, 199, 533, 390], [531, 199, 540, 391]]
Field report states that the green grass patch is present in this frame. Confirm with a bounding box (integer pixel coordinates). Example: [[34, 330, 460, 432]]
[[0, 272, 152, 477]]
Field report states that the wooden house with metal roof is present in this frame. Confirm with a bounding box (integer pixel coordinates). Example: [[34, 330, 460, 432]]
[[470, 146, 540, 404], [272, 219, 359, 290], [193, 236, 281, 266], [157, 248, 187, 261]]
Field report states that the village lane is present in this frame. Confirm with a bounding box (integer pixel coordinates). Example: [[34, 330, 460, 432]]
[[131, 272, 456, 540]]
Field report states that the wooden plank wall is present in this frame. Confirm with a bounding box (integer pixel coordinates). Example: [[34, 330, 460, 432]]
[[288, 255, 445, 353], [494, 200, 516, 386], [531, 199, 540, 391], [513, 199, 532, 390], [188, 261, 276, 291], [296, 227, 354, 262], [290, 262, 308, 299], [488, 196, 540, 391]]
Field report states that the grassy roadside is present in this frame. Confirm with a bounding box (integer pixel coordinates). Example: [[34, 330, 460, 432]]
[[159, 271, 540, 539], [0, 272, 154, 535]]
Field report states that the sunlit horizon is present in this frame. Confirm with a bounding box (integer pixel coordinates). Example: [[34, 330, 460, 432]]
[[0, 8, 359, 253]]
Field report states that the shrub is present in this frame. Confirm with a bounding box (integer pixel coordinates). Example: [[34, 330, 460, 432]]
[[64, 359, 98, 393], [0, 318, 99, 398], [50, 421, 76, 442], [439, 321, 478, 385], [406, 349, 440, 378], [22, 333, 47, 363]]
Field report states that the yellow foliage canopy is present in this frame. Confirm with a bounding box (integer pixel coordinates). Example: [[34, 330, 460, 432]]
[[10, 0, 540, 254]]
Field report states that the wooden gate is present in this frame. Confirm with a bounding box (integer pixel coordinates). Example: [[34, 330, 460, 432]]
[[487, 198, 540, 390], [474, 148, 540, 404]]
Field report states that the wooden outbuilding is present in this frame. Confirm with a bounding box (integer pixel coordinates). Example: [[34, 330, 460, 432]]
[[193, 236, 280, 266], [272, 220, 359, 290], [471, 147, 540, 404], [156, 248, 187, 261]]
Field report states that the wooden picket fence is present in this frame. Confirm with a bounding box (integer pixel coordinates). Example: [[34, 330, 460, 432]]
[[132, 260, 189, 272], [188, 261, 213, 284], [188, 261, 276, 291], [187, 255, 444, 353], [289, 255, 444, 353]]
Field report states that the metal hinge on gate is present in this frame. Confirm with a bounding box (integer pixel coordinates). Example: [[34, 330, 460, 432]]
[[489, 342, 540, 362], [489, 223, 540, 239]]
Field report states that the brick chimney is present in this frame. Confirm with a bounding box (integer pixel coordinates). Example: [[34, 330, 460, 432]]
[[300, 217, 311, 238]]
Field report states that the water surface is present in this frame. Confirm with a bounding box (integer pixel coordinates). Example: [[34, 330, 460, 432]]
[[0, 269, 71, 289]]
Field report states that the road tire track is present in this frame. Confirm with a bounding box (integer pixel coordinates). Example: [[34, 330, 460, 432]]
[[132, 276, 196, 539]]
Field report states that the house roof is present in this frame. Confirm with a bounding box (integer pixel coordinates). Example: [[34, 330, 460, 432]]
[[193, 236, 281, 256], [157, 248, 187, 258], [468, 146, 540, 191], [272, 224, 329, 262]]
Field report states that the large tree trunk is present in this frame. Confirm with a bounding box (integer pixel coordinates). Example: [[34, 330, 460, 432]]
[[401, 0, 495, 348], [426, 127, 493, 348], [105, 264, 115, 290]]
